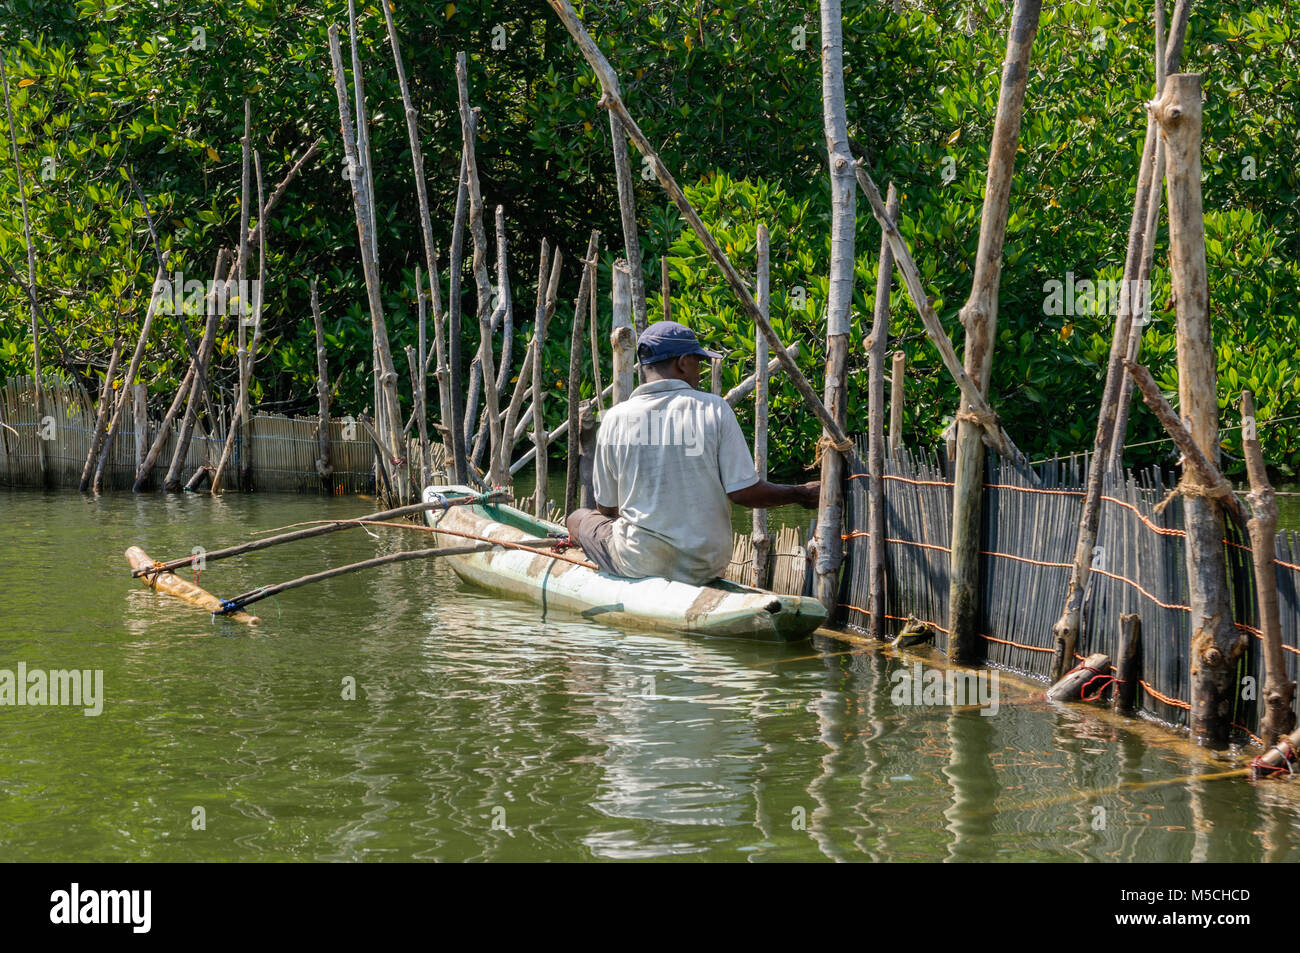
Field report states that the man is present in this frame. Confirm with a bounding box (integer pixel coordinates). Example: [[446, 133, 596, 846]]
[[566, 320, 819, 587]]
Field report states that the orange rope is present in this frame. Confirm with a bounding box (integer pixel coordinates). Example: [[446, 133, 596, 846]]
[[1140, 680, 1191, 710], [1089, 567, 1191, 611], [979, 632, 1056, 653], [1233, 722, 1267, 748]]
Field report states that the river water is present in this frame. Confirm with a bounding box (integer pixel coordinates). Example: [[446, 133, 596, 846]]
[[3, 487, 1300, 862]]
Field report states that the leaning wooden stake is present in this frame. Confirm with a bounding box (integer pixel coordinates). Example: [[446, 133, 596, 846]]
[[546, 0, 855, 459], [866, 184, 899, 639], [1050, 0, 1190, 679], [311, 278, 334, 492], [611, 259, 636, 404], [1157, 73, 1240, 748], [446, 150, 471, 485], [78, 335, 124, 492], [947, 0, 1043, 663], [566, 231, 599, 515], [751, 225, 772, 590], [532, 241, 561, 517], [1241, 390, 1296, 744], [93, 259, 169, 493], [660, 258, 672, 322]]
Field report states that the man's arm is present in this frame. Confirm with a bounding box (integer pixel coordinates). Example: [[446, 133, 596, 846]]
[[728, 480, 820, 509]]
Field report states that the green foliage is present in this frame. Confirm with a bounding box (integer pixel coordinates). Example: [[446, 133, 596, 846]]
[[0, 0, 1296, 479]]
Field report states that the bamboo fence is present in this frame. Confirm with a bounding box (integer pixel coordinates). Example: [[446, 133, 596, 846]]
[[0, 376, 438, 494], [839, 438, 1300, 733]]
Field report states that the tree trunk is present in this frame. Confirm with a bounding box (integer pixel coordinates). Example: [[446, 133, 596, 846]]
[[611, 259, 636, 405], [889, 350, 905, 453], [752, 225, 772, 590], [866, 184, 899, 639], [947, 0, 1042, 662], [311, 278, 334, 492], [566, 232, 599, 515], [609, 111, 648, 334], [1242, 390, 1295, 744], [1159, 73, 1241, 748]]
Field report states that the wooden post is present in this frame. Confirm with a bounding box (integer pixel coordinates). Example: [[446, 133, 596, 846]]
[[1242, 390, 1296, 743], [1, 54, 46, 486], [751, 224, 772, 590], [446, 150, 470, 486], [611, 259, 636, 405], [566, 231, 599, 515], [661, 257, 672, 323], [1159, 73, 1240, 747], [578, 400, 597, 509], [1050, 0, 1190, 679], [812, 0, 857, 614], [532, 240, 556, 517], [78, 335, 124, 492], [710, 358, 722, 396], [1111, 0, 1191, 464], [947, 0, 1042, 663], [131, 382, 147, 478], [328, 24, 407, 499], [94, 259, 168, 493], [588, 255, 604, 416], [162, 251, 227, 492], [609, 111, 648, 334], [889, 350, 905, 453], [499, 339, 535, 484], [866, 184, 899, 639], [311, 277, 333, 493], [382, 0, 451, 452], [1114, 613, 1143, 716], [456, 56, 505, 489]]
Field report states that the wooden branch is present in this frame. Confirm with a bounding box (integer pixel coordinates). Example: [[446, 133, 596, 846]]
[[865, 183, 899, 639], [311, 277, 333, 489], [752, 225, 772, 590], [611, 259, 635, 404], [722, 343, 800, 405], [566, 232, 599, 514], [78, 334, 124, 492]]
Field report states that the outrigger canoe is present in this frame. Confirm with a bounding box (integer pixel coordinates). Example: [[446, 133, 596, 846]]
[[423, 485, 826, 641]]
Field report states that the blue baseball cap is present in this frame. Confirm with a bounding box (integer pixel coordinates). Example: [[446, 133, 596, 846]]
[[636, 320, 723, 365]]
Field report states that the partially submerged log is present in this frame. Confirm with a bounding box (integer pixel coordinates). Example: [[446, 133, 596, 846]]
[[125, 545, 260, 625], [1047, 652, 1112, 702]]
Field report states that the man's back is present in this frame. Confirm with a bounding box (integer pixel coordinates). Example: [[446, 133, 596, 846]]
[[592, 379, 757, 585]]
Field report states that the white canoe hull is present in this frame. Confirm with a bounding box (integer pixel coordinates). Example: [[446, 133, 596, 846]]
[[423, 486, 825, 641]]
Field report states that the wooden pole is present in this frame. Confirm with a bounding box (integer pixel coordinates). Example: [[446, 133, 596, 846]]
[[1111, 0, 1191, 463], [866, 184, 899, 639], [722, 343, 800, 406], [78, 335, 124, 492], [327, 24, 407, 500], [532, 240, 560, 517], [1050, 0, 1190, 678], [566, 231, 599, 515], [415, 267, 431, 487], [611, 259, 636, 405], [162, 251, 227, 492], [311, 278, 333, 493], [710, 358, 722, 397], [814, 0, 858, 612], [130, 382, 147, 479], [609, 111, 648, 334], [0, 54, 46, 485], [1158, 73, 1240, 747], [889, 350, 905, 453], [1114, 613, 1143, 715], [661, 257, 671, 323], [1242, 390, 1296, 743], [94, 259, 168, 493], [946, 0, 1042, 663], [545, 0, 854, 457], [382, 0, 451, 454], [499, 338, 535, 483], [456, 56, 505, 488], [590, 253, 604, 415], [751, 224, 771, 589], [468, 208, 513, 474], [447, 150, 470, 485]]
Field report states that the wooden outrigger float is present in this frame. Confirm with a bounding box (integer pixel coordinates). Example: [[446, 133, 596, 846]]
[[125, 545, 262, 625], [423, 485, 827, 642]]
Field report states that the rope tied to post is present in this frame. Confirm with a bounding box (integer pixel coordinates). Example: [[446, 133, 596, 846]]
[[1251, 739, 1298, 779], [810, 433, 855, 468], [955, 407, 998, 428]]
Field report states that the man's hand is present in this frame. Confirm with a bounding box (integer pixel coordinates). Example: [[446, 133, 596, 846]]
[[728, 479, 822, 510]]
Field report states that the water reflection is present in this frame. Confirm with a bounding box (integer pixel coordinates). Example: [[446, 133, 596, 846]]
[[6, 487, 1300, 861]]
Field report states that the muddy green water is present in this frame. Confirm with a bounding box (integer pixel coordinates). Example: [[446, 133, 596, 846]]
[[3, 488, 1300, 862]]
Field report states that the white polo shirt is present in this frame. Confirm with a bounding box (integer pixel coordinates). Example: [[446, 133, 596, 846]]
[[592, 378, 758, 585]]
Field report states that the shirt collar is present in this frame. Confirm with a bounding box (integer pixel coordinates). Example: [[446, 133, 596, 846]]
[[630, 379, 693, 397]]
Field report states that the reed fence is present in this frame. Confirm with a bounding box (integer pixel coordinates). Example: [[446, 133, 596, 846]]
[[0, 376, 435, 494], [839, 440, 1300, 732]]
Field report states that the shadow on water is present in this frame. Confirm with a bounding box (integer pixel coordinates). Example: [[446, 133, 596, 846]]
[[3, 487, 1300, 861]]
